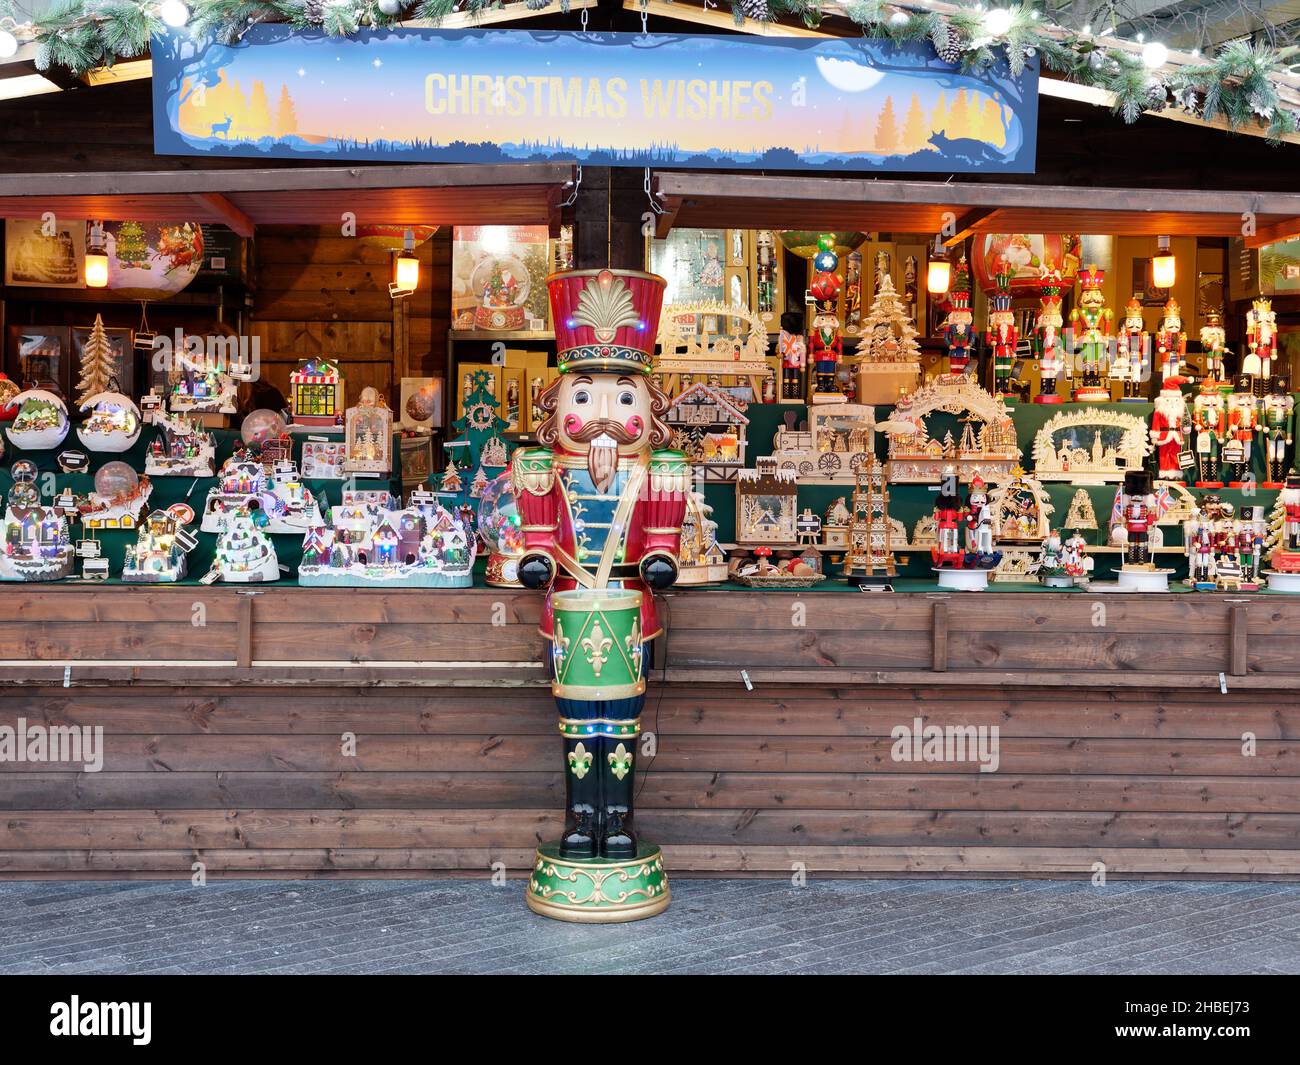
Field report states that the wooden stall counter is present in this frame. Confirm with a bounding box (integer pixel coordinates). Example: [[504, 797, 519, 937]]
[[1, 585, 1298, 880]]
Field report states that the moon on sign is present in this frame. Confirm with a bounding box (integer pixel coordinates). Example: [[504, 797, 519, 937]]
[[814, 56, 886, 94]]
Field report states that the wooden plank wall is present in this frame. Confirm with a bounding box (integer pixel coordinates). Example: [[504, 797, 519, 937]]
[[1, 587, 1299, 879], [0, 684, 1297, 879], [251, 225, 450, 407]]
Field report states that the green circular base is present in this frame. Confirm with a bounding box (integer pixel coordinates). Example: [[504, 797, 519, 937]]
[[526, 843, 670, 923]]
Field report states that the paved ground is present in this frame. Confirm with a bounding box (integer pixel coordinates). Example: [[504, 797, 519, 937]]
[[0, 879, 1297, 974]]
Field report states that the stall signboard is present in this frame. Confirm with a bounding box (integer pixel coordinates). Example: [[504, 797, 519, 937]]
[[151, 27, 1038, 173]]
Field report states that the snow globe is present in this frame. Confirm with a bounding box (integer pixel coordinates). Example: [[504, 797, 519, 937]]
[[77, 391, 142, 452], [5, 389, 69, 450], [471, 252, 531, 331], [477, 470, 524, 587]]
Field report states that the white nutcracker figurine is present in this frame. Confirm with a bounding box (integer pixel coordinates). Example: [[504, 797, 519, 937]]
[[1191, 378, 1227, 488], [1032, 263, 1067, 404], [1154, 298, 1186, 383], [1245, 297, 1277, 385], [1199, 309, 1230, 389], [964, 476, 999, 567], [1112, 294, 1149, 401]]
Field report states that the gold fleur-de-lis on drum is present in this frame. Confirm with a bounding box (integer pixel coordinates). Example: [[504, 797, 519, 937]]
[[608, 743, 633, 781], [553, 619, 570, 669], [574, 270, 639, 342], [581, 620, 613, 677], [568, 742, 593, 780], [625, 618, 642, 675]]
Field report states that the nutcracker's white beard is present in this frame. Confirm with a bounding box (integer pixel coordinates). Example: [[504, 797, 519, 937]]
[[588, 439, 619, 493]]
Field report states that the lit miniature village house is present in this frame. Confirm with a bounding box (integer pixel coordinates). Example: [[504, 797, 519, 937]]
[[289, 358, 345, 427]]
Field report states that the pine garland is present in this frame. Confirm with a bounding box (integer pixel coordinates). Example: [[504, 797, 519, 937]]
[[11, 0, 1300, 142]]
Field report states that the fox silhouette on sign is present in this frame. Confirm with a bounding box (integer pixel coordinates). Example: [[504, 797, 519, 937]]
[[929, 130, 1008, 167]]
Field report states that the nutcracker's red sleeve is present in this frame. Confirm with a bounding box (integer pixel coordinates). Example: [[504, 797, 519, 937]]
[[636, 449, 691, 560], [510, 447, 560, 556]]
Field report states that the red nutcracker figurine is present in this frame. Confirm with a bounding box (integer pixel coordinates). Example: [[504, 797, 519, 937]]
[[1149, 378, 1190, 482], [1226, 374, 1259, 487], [1245, 297, 1277, 385], [1191, 378, 1227, 488], [778, 310, 807, 401], [808, 270, 844, 402], [1032, 261, 1065, 403], [942, 256, 975, 377], [986, 257, 1018, 398], [1117, 471, 1156, 568], [931, 484, 967, 568]]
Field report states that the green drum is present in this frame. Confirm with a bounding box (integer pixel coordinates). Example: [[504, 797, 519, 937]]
[[551, 588, 645, 701]]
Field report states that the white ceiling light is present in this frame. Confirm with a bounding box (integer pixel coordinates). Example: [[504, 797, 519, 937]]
[[1142, 41, 1169, 69]]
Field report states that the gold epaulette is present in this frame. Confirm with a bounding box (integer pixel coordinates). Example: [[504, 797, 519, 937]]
[[511, 447, 555, 496]]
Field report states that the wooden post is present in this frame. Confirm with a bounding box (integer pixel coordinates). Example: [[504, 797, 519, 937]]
[[573, 167, 647, 271], [932, 600, 949, 673], [1229, 603, 1248, 677], [236, 592, 257, 669]]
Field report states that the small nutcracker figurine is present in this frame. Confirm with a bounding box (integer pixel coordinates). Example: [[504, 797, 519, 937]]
[[1034, 528, 1069, 586], [1184, 497, 1218, 587], [1191, 378, 1227, 488], [512, 267, 687, 922], [1245, 297, 1277, 386], [1238, 506, 1265, 587], [1199, 309, 1230, 388], [1261, 375, 1294, 488], [1154, 298, 1187, 383], [931, 483, 967, 568], [986, 256, 1018, 398], [964, 476, 1001, 568], [1116, 470, 1157, 569], [808, 270, 845, 403], [778, 310, 807, 401], [1149, 378, 1190, 482], [1226, 374, 1260, 487], [1032, 261, 1066, 404], [1112, 295, 1149, 400], [1280, 471, 1300, 559], [942, 256, 975, 377], [1069, 265, 1113, 402]]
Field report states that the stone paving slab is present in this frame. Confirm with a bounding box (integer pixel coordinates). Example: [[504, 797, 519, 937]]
[[0, 879, 1296, 975]]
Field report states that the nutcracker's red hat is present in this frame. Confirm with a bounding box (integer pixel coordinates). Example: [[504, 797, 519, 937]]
[[547, 268, 666, 375]]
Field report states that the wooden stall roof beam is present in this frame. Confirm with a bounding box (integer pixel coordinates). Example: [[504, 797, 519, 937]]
[[0, 163, 577, 230], [943, 208, 1002, 248], [651, 171, 1300, 237]]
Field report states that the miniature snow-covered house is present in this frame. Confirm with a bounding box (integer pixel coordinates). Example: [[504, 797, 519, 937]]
[[0, 503, 74, 581], [145, 414, 216, 477], [213, 512, 280, 583], [735, 457, 799, 546], [665, 382, 750, 481], [122, 509, 196, 583], [201, 453, 323, 534], [76, 391, 141, 453]]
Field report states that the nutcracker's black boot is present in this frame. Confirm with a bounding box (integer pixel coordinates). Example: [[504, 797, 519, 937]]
[[559, 736, 598, 860], [599, 734, 638, 860]]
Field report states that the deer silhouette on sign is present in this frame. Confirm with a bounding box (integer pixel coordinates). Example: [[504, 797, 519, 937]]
[[210, 114, 233, 139]]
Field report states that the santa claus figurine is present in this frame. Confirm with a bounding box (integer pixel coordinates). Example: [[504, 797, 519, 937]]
[[1154, 298, 1186, 382], [1032, 261, 1066, 403], [1150, 379, 1190, 482]]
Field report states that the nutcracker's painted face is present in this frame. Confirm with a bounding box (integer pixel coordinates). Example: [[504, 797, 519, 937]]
[[535, 372, 672, 491]]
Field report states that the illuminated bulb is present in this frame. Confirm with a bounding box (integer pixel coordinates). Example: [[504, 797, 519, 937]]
[[1152, 235, 1175, 289], [393, 228, 419, 291], [927, 260, 951, 295], [0, 30, 17, 59], [159, 0, 189, 27], [889, 10, 908, 25], [85, 250, 109, 288], [984, 8, 1013, 36], [1141, 41, 1168, 68]]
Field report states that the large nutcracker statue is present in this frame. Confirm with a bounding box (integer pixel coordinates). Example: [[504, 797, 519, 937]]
[[1069, 265, 1113, 402], [986, 256, 1018, 398], [1113, 295, 1149, 400], [942, 256, 976, 377], [1262, 375, 1294, 488], [1031, 261, 1065, 403], [1149, 378, 1190, 482], [1199, 309, 1230, 389], [1245, 297, 1277, 385], [1154, 298, 1187, 383], [512, 268, 688, 922], [1191, 378, 1227, 488]]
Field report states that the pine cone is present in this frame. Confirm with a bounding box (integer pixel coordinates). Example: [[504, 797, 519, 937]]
[[739, 0, 772, 20], [1145, 81, 1168, 113], [304, 0, 325, 23], [933, 23, 963, 65]]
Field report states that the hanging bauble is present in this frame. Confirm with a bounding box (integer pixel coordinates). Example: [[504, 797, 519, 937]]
[[778, 231, 867, 261], [100, 220, 204, 301], [377, 0, 402, 13], [77, 391, 142, 453], [5, 389, 69, 451]]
